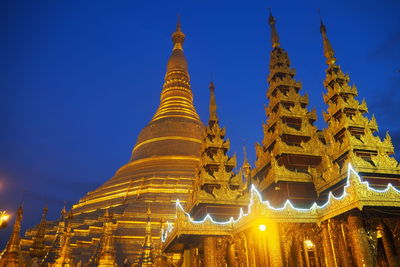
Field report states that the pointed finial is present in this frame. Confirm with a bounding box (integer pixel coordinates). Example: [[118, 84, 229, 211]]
[[61, 201, 67, 218], [172, 15, 185, 51], [243, 146, 248, 163], [176, 14, 181, 32], [268, 9, 280, 48], [318, 11, 336, 65], [209, 81, 218, 122], [242, 145, 251, 174], [104, 208, 111, 221], [42, 205, 48, 219]]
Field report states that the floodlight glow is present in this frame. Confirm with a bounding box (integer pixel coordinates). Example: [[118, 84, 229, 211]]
[[258, 224, 267, 231]]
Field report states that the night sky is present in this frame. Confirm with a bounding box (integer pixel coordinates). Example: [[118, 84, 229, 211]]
[[1, 0, 399, 245]]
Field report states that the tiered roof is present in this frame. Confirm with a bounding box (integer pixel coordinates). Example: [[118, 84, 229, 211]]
[[313, 20, 400, 193], [189, 82, 247, 219], [253, 13, 322, 202]]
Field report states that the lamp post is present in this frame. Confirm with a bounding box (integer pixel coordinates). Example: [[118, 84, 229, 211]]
[[0, 211, 9, 228]]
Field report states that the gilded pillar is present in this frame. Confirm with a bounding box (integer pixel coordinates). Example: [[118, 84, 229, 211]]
[[313, 243, 321, 267], [347, 213, 374, 267], [256, 231, 268, 267], [190, 247, 199, 267], [266, 222, 283, 267], [379, 222, 399, 267], [203, 236, 217, 267], [227, 240, 237, 267], [321, 221, 336, 267], [302, 238, 310, 267], [292, 234, 304, 266], [245, 231, 257, 267], [332, 220, 352, 267]]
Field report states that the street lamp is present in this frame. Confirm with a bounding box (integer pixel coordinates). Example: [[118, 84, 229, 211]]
[[0, 211, 9, 228]]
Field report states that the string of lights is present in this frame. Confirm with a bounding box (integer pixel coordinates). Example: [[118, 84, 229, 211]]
[[162, 163, 400, 242]]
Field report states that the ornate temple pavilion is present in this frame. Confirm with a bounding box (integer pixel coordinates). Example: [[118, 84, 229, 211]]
[[1, 12, 400, 267]]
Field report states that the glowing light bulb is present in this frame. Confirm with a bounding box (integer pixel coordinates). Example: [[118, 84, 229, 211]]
[[305, 240, 315, 249], [258, 224, 266, 231]]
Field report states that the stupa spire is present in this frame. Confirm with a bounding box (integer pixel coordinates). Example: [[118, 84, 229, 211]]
[[318, 19, 400, 193], [151, 17, 200, 123], [253, 13, 322, 206], [188, 81, 247, 220], [208, 81, 218, 123], [0, 205, 23, 266], [97, 209, 116, 267], [268, 9, 280, 48], [54, 226, 74, 267], [137, 207, 154, 266], [29, 206, 48, 259], [242, 146, 251, 176], [319, 17, 336, 65], [172, 14, 185, 51]]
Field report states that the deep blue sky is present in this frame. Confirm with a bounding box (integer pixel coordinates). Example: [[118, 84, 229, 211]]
[[1, 0, 399, 244]]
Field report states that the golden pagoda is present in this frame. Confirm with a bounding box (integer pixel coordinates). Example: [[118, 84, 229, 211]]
[[0, 206, 23, 267], [3, 11, 400, 267], [188, 81, 248, 221], [19, 18, 204, 265], [29, 206, 48, 260], [253, 12, 322, 207], [312, 19, 400, 197], [136, 207, 155, 266], [54, 222, 74, 267], [97, 209, 117, 267]]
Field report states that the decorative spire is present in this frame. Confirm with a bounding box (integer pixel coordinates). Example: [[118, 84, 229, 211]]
[[0, 205, 23, 266], [61, 201, 67, 219], [268, 9, 280, 48], [172, 14, 185, 51], [318, 15, 400, 193], [29, 206, 48, 259], [97, 209, 116, 267], [319, 16, 336, 65], [54, 225, 74, 267], [188, 83, 246, 216], [242, 146, 251, 177], [253, 11, 321, 203], [149, 16, 201, 123], [137, 207, 154, 266], [208, 81, 218, 123]]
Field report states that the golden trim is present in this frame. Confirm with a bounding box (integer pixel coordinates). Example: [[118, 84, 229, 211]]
[[133, 136, 202, 151]]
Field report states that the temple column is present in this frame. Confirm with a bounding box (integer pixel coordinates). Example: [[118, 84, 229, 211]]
[[190, 247, 199, 267], [347, 213, 374, 267], [313, 243, 321, 267], [203, 236, 217, 267], [266, 222, 283, 267], [303, 239, 311, 267], [332, 220, 352, 267], [245, 231, 257, 267], [227, 240, 237, 267], [321, 221, 336, 267], [311, 232, 323, 267], [256, 231, 268, 266], [292, 234, 304, 266], [379, 222, 399, 267]]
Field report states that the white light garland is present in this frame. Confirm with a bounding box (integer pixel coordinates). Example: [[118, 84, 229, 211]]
[[161, 163, 400, 242]]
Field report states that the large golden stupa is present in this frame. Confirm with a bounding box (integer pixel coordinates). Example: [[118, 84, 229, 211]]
[[72, 19, 203, 214], [18, 19, 204, 265]]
